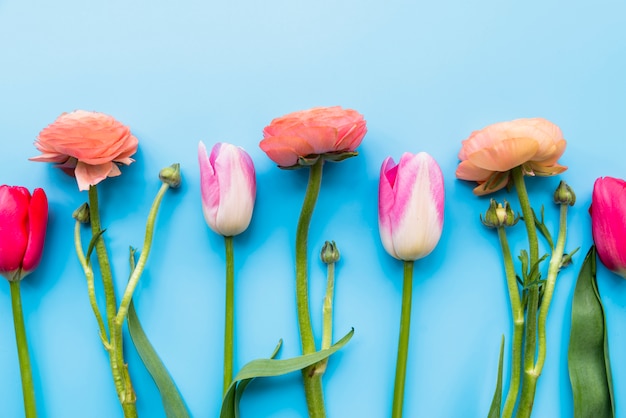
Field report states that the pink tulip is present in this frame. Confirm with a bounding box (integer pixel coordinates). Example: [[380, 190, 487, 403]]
[[590, 176, 626, 278], [379, 152, 444, 261], [198, 141, 256, 237], [456, 118, 567, 195], [260, 106, 367, 167], [31, 110, 138, 191], [0, 186, 48, 281]]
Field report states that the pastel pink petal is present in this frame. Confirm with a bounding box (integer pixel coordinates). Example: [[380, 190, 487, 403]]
[[198, 141, 220, 230], [378, 157, 398, 258], [467, 137, 539, 172], [29, 153, 71, 163], [534, 139, 566, 164], [528, 161, 568, 176], [22, 188, 48, 272], [335, 122, 367, 152], [74, 161, 117, 191]]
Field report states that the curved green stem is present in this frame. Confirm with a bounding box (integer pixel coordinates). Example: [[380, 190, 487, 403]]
[[498, 227, 524, 418], [10, 280, 37, 418], [223, 235, 235, 394], [74, 221, 109, 348], [392, 260, 414, 418], [295, 159, 326, 418], [321, 261, 335, 351]]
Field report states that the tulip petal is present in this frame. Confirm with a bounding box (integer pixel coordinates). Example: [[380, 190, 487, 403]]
[[198, 141, 220, 231], [0, 186, 30, 274], [378, 157, 399, 259], [592, 177, 626, 278], [22, 188, 48, 273]]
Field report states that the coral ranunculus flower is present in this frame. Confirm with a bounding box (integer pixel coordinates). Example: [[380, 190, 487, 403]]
[[260, 106, 367, 168], [456, 118, 567, 195], [30, 110, 139, 191]]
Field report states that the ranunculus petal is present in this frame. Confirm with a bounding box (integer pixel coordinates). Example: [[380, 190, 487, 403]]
[[74, 161, 117, 191], [467, 137, 539, 172]]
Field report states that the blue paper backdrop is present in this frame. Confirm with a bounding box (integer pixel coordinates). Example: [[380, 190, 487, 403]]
[[1, 0, 625, 417]]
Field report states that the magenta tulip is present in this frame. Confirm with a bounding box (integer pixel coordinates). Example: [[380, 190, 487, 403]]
[[590, 176, 626, 278], [0, 185, 48, 281], [198, 141, 256, 237], [379, 152, 445, 261]]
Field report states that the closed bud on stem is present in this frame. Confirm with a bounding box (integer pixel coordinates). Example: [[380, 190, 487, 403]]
[[320, 240, 340, 264], [481, 199, 519, 228], [72, 203, 91, 224], [554, 180, 576, 206], [159, 163, 182, 188]]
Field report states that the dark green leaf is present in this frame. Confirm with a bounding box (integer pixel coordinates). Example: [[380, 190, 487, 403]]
[[220, 328, 354, 418], [568, 246, 614, 418], [487, 335, 505, 418]]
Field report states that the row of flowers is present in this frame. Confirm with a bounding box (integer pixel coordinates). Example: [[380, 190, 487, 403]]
[[0, 107, 623, 418]]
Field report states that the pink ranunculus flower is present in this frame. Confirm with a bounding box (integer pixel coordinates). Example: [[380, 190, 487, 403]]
[[30, 110, 139, 191], [590, 176, 626, 278], [379, 152, 444, 261], [198, 141, 256, 237], [260, 106, 367, 168], [0, 185, 48, 281], [456, 118, 567, 195]]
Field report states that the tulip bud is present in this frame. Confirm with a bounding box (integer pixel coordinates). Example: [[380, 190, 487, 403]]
[[73, 203, 91, 224], [553, 180, 576, 206], [378, 152, 444, 261], [198, 141, 256, 237], [0, 185, 48, 281], [320, 241, 340, 264], [590, 176, 626, 278], [159, 163, 182, 188]]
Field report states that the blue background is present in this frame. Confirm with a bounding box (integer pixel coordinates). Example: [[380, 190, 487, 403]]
[[1, 0, 625, 416]]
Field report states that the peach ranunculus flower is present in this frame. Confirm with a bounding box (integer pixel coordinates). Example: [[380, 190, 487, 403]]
[[30, 110, 139, 191], [455, 118, 567, 195], [260, 106, 367, 168]]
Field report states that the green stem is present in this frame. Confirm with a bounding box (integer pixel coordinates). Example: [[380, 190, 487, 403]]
[[295, 159, 326, 418], [223, 235, 234, 394], [74, 221, 109, 348], [321, 261, 335, 351], [88, 186, 126, 402], [498, 227, 524, 418], [510, 167, 541, 418], [10, 280, 37, 418], [392, 260, 414, 418], [516, 204, 569, 418]]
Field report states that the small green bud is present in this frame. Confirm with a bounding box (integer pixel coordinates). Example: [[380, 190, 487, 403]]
[[481, 199, 519, 228], [320, 240, 340, 264], [554, 180, 576, 206], [72, 203, 90, 224], [159, 163, 182, 188]]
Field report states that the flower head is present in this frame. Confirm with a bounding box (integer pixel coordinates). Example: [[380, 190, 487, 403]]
[[31, 110, 138, 191], [0, 186, 48, 281], [198, 141, 256, 237], [456, 118, 567, 195], [590, 176, 626, 278], [260, 106, 367, 168], [378, 152, 444, 261]]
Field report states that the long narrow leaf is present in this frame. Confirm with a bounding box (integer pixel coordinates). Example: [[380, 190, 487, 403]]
[[568, 246, 614, 418], [221, 328, 354, 418], [487, 335, 505, 418], [128, 299, 191, 418]]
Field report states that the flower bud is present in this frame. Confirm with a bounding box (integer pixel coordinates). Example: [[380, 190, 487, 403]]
[[553, 180, 576, 206], [72, 203, 91, 224], [320, 241, 340, 264], [159, 163, 182, 188], [481, 199, 518, 228]]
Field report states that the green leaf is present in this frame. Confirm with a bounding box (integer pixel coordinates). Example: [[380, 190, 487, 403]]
[[487, 335, 505, 418], [568, 246, 614, 418], [128, 299, 191, 418], [220, 328, 354, 418]]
